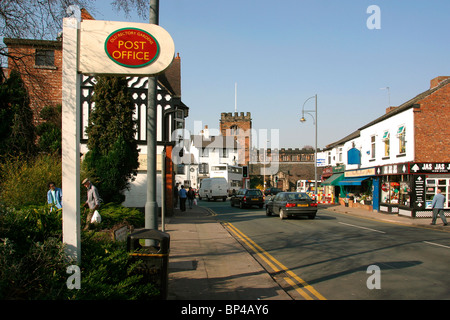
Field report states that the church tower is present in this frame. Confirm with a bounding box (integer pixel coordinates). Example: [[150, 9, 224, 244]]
[[220, 112, 252, 166]]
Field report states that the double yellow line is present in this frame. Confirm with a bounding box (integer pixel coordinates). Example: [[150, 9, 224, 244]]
[[223, 222, 326, 300]]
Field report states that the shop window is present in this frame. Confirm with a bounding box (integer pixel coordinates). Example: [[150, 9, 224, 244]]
[[382, 131, 390, 157], [397, 126, 406, 154], [381, 175, 411, 206]]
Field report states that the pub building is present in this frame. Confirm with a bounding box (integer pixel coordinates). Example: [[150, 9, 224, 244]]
[[375, 163, 450, 218]]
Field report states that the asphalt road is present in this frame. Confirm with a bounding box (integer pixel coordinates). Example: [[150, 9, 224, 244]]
[[199, 199, 450, 300]]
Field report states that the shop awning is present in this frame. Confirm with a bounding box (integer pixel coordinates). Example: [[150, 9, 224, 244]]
[[322, 173, 344, 186], [338, 177, 370, 186]]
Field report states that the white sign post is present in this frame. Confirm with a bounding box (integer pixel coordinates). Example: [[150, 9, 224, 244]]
[[61, 16, 174, 263], [62, 17, 82, 263]]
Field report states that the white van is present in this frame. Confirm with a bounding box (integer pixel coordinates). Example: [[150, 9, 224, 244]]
[[198, 178, 228, 201]]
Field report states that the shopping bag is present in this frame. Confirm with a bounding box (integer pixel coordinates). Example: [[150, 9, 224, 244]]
[[91, 210, 101, 224], [193, 198, 197, 206]]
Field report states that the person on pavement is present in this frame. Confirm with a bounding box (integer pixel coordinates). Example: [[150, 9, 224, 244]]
[[430, 188, 448, 226]]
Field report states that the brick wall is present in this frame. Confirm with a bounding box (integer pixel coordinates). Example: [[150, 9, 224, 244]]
[[220, 112, 252, 165], [414, 80, 450, 162], [5, 40, 63, 124]]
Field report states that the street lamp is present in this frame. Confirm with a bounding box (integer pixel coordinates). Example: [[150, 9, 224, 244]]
[[300, 94, 318, 200]]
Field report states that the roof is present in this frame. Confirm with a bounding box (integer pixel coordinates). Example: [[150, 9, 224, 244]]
[[191, 135, 238, 149]]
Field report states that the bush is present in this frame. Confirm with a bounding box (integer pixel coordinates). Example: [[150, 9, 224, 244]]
[[0, 154, 62, 209], [98, 203, 145, 229]]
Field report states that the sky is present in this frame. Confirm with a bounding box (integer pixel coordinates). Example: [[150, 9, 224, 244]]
[[91, 0, 450, 150]]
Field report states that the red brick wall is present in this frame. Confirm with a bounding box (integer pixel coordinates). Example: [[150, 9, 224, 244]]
[[414, 83, 450, 162], [6, 42, 63, 124]]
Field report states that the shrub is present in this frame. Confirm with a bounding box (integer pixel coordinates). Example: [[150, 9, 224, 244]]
[[0, 154, 62, 209]]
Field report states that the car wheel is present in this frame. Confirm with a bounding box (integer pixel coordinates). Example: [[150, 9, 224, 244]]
[[266, 206, 272, 216], [308, 214, 316, 219], [279, 209, 286, 220]]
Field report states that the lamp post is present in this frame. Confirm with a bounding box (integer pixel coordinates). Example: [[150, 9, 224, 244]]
[[300, 94, 318, 200]]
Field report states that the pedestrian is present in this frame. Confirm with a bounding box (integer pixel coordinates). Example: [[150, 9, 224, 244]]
[[82, 178, 101, 230], [179, 185, 187, 212], [187, 186, 195, 209], [47, 182, 62, 210], [174, 182, 179, 209], [430, 188, 448, 226]]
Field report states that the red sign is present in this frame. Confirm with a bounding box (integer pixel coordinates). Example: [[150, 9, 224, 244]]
[[105, 28, 160, 68]]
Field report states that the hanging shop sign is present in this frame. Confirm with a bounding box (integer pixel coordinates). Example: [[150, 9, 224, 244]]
[[409, 163, 450, 174], [79, 20, 175, 76]]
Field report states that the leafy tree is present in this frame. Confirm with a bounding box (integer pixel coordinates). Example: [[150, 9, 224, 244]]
[[84, 76, 139, 203]]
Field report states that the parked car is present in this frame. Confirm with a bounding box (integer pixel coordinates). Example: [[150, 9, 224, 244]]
[[231, 189, 265, 209], [198, 178, 228, 201], [264, 187, 282, 196], [266, 192, 317, 219]]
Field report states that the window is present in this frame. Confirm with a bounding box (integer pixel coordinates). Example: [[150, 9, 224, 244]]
[[426, 178, 450, 209], [370, 136, 376, 159], [398, 126, 406, 154], [220, 148, 228, 158], [338, 148, 343, 163], [35, 49, 55, 67], [382, 131, 390, 157]]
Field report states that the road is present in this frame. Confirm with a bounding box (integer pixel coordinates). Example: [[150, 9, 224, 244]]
[[199, 199, 450, 300]]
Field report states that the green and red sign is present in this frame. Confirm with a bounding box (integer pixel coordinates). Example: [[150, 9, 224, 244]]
[[105, 28, 160, 68]]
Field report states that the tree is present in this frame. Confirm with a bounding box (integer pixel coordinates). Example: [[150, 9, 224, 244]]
[[0, 70, 36, 158], [83, 76, 139, 203]]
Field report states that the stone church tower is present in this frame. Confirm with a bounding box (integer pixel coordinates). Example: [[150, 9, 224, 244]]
[[220, 112, 252, 166]]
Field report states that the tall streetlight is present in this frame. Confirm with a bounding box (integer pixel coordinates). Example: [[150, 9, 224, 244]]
[[300, 94, 318, 199]]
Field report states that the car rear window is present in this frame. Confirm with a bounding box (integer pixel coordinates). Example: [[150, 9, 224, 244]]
[[247, 190, 262, 196], [286, 193, 311, 201]]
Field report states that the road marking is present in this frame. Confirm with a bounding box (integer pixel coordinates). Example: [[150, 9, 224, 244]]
[[223, 222, 326, 300], [423, 241, 450, 249], [338, 222, 386, 234]]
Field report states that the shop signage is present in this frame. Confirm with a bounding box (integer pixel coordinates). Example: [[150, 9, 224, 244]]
[[345, 167, 376, 178], [409, 163, 450, 174], [412, 175, 426, 209], [333, 164, 346, 173], [376, 164, 409, 175], [79, 20, 175, 76], [105, 28, 159, 68]]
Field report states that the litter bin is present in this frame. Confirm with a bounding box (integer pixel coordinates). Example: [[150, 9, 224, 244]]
[[127, 229, 170, 299]]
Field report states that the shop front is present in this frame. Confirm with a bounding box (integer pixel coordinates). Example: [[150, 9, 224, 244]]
[[321, 165, 345, 204], [376, 162, 450, 218], [409, 163, 450, 219], [339, 167, 376, 210], [376, 163, 411, 216]]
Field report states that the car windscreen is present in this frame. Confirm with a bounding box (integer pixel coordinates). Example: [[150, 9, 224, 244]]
[[285, 193, 311, 201]]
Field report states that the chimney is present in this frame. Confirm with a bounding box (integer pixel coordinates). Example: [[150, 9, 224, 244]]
[[386, 106, 397, 114], [430, 76, 450, 89]]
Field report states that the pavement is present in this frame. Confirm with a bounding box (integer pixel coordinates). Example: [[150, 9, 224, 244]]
[[165, 202, 449, 300]]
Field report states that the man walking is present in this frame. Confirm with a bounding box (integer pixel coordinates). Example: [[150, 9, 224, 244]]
[[82, 178, 102, 230], [430, 188, 448, 226]]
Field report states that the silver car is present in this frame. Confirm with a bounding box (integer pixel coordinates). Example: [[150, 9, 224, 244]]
[[265, 192, 318, 219]]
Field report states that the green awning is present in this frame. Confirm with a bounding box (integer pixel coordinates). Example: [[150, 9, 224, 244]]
[[322, 173, 344, 186]]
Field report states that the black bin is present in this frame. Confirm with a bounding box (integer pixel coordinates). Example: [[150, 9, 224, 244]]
[[127, 229, 170, 299]]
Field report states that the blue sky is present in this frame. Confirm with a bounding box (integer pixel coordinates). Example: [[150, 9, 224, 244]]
[[92, 0, 450, 149]]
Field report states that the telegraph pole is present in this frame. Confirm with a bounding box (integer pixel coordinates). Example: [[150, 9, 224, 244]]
[[145, 0, 160, 236]]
